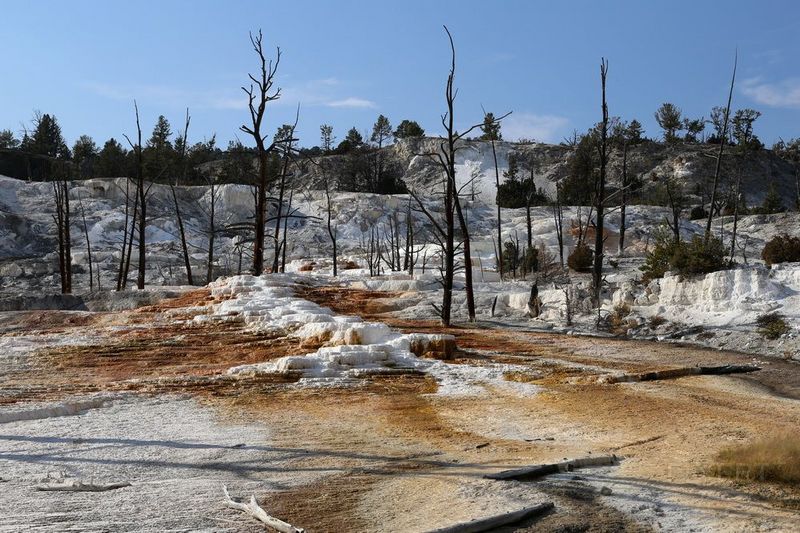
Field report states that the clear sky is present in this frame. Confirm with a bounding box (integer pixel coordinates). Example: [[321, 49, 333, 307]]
[[3, 0, 799, 149]]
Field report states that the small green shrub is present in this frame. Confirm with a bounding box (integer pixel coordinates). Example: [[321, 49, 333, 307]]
[[522, 246, 539, 273], [671, 235, 726, 277], [756, 312, 790, 340], [761, 234, 800, 267], [567, 242, 593, 272], [641, 233, 726, 282]]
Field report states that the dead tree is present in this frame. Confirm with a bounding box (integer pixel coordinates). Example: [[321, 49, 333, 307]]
[[405, 197, 415, 274], [116, 178, 131, 290], [51, 164, 72, 294], [592, 58, 609, 306], [705, 51, 737, 243], [171, 108, 194, 285], [272, 108, 300, 273], [323, 173, 338, 276], [618, 140, 628, 255], [123, 100, 146, 290], [415, 26, 509, 325], [552, 182, 565, 267], [121, 187, 139, 289], [77, 191, 93, 291], [280, 189, 292, 272], [490, 128, 503, 279], [240, 29, 284, 276], [728, 172, 743, 264], [204, 169, 221, 283], [664, 179, 683, 243]]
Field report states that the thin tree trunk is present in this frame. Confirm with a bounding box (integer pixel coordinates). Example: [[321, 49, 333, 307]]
[[705, 52, 737, 243], [553, 183, 564, 267], [453, 187, 476, 322], [116, 179, 130, 291], [729, 173, 742, 264], [593, 59, 609, 305], [618, 142, 628, 255], [63, 176, 72, 293], [207, 180, 216, 283], [325, 177, 337, 276], [78, 192, 93, 291], [123, 101, 146, 290], [491, 138, 503, 279], [174, 108, 193, 285], [280, 190, 292, 273]]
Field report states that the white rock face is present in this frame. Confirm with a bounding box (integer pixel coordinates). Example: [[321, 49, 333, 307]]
[[639, 265, 800, 328]]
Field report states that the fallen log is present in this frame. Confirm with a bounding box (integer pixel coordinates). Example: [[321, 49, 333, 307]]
[[484, 455, 618, 482], [35, 480, 131, 492], [426, 502, 554, 533], [222, 486, 305, 533], [602, 364, 760, 384]]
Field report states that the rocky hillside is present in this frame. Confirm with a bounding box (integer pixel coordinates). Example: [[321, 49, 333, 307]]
[[295, 138, 799, 207]]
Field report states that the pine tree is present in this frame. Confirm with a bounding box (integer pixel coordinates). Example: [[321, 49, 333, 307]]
[[72, 135, 98, 178], [345, 127, 363, 145], [760, 183, 784, 214], [95, 138, 129, 177], [480, 112, 502, 141], [320, 124, 335, 153], [654, 103, 683, 143], [393, 119, 424, 139], [626, 119, 644, 143], [145, 115, 174, 178], [683, 117, 706, 143], [0, 129, 19, 149], [25, 113, 70, 158], [371, 115, 392, 148], [732, 108, 762, 150]]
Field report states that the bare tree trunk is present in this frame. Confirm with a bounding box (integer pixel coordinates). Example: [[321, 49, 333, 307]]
[[729, 173, 742, 264], [525, 194, 533, 250], [593, 59, 609, 305], [240, 30, 285, 276], [122, 189, 139, 289], [52, 179, 66, 294], [553, 183, 564, 267], [173, 108, 194, 285], [280, 189, 292, 273], [78, 192, 93, 291], [116, 178, 131, 291], [123, 101, 146, 290], [491, 138, 503, 279], [207, 179, 216, 283], [618, 142, 628, 256], [453, 187, 476, 322], [63, 175, 72, 293], [705, 52, 737, 243], [324, 176, 337, 276]]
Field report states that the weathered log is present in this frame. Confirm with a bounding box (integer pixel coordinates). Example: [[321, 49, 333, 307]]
[[484, 455, 617, 481], [36, 481, 131, 492], [604, 364, 760, 384], [223, 486, 305, 533], [426, 502, 554, 533]]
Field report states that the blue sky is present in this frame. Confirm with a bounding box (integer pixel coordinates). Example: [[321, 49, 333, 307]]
[[3, 1, 799, 148]]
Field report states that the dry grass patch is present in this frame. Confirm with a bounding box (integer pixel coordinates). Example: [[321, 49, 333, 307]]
[[709, 433, 800, 485]]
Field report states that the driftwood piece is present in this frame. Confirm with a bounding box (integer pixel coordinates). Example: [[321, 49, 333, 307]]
[[426, 502, 554, 533], [223, 486, 304, 533], [603, 364, 760, 384], [485, 455, 617, 482], [35, 480, 131, 492]]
